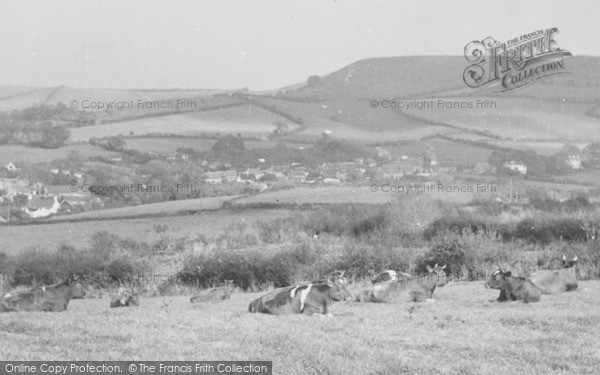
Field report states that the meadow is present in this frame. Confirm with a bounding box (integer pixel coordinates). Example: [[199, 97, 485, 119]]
[[1, 281, 599, 374], [0, 208, 295, 255], [0, 144, 111, 164]]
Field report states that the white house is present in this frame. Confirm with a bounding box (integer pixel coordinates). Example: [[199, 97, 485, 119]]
[[23, 196, 61, 218], [503, 161, 527, 175]]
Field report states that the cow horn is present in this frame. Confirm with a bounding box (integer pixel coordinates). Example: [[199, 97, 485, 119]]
[[441, 264, 446, 269], [340, 270, 345, 277], [573, 256, 577, 261], [434, 263, 438, 267], [563, 254, 566, 261]]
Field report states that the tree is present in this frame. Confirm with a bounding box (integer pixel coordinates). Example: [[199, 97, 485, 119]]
[[582, 142, 600, 168], [307, 75, 321, 86], [210, 135, 246, 161]]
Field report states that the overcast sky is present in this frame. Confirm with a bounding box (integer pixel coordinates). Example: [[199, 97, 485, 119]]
[[0, 0, 598, 90]]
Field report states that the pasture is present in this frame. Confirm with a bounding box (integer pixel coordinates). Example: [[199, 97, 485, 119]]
[[123, 137, 309, 156], [1, 281, 599, 374], [68, 104, 300, 142], [0, 144, 111, 164], [0, 208, 295, 255]]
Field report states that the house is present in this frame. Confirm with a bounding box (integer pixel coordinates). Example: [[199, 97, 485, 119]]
[[566, 154, 582, 170], [108, 153, 123, 163], [244, 168, 264, 180], [503, 161, 527, 175], [46, 185, 93, 206], [23, 196, 61, 218], [203, 172, 222, 184], [220, 170, 238, 183], [58, 198, 76, 214], [379, 160, 422, 180], [437, 161, 457, 173], [288, 167, 310, 182]]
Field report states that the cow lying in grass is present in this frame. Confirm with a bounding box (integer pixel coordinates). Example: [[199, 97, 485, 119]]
[[110, 287, 140, 308], [190, 280, 234, 303], [356, 264, 448, 303], [248, 271, 351, 317], [496, 255, 578, 301], [0, 274, 86, 312], [485, 269, 541, 304], [370, 270, 413, 284]]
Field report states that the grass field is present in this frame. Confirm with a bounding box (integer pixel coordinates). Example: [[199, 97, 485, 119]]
[[0, 208, 295, 255], [232, 185, 485, 207], [1, 281, 598, 374], [123, 137, 309, 156], [48, 195, 237, 221], [68, 104, 300, 142], [406, 97, 600, 142], [0, 144, 111, 164]]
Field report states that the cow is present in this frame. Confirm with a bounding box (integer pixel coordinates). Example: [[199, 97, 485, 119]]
[[496, 255, 578, 301], [370, 270, 413, 284], [248, 271, 351, 317], [109, 287, 140, 308], [0, 274, 86, 312], [485, 269, 541, 304], [356, 264, 448, 303], [190, 280, 234, 303], [530, 254, 578, 294]]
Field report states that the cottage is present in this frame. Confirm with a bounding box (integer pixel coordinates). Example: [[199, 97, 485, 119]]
[[24, 196, 61, 218], [220, 170, 238, 183], [203, 172, 222, 184], [503, 161, 527, 175]]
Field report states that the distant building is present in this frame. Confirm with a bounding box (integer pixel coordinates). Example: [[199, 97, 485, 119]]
[[220, 170, 238, 183], [503, 161, 527, 175], [566, 154, 582, 170], [23, 196, 61, 218], [203, 172, 222, 184]]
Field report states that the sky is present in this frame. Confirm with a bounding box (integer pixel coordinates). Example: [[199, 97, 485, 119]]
[[0, 0, 598, 90]]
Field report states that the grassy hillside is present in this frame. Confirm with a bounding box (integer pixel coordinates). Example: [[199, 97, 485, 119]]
[[1, 282, 599, 375]]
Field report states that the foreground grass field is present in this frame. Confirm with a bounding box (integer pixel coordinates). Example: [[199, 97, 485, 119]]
[[1, 281, 599, 374]]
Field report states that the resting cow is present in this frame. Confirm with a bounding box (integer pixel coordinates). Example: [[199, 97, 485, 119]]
[[110, 287, 140, 308], [496, 255, 578, 301], [248, 271, 351, 317], [190, 280, 234, 303], [356, 264, 448, 303], [0, 274, 86, 312], [485, 269, 541, 304]]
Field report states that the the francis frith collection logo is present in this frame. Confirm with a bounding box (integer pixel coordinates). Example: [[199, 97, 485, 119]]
[[463, 27, 571, 91]]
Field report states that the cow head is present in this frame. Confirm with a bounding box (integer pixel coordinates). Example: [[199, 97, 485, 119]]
[[425, 263, 449, 287], [327, 271, 351, 301], [562, 255, 578, 269], [64, 274, 86, 299], [485, 268, 507, 289]]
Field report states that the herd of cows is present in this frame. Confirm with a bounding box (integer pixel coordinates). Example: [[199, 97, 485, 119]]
[[0, 256, 579, 315]]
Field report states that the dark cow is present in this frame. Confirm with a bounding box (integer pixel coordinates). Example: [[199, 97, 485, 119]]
[[110, 287, 140, 308], [357, 264, 448, 303], [485, 269, 541, 304], [370, 270, 413, 284], [0, 274, 86, 312], [248, 271, 351, 317], [190, 280, 234, 303], [496, 255, 578, 301]]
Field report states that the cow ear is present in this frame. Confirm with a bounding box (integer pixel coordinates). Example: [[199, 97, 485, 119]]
[[563, 254, 567, 261], [426, 265, 433, 272], [573, 256, 577, 262], [327, 279, 334, 287], [503, 271, 512, 279]]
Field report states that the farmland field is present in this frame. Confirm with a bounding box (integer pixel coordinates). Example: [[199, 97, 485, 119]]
[[0, 144, 112, 164], [48, 195, 238, 221], [231, 185, 488, 207], [68, 104, 301, 142], [404, 97, 600, 142], [123, 137, 309, 156], [1, 281, 598, 374], [0, 208, 296, 255]]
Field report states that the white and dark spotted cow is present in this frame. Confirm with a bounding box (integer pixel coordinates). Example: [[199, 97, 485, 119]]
[[248, 271, 351, 317]]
